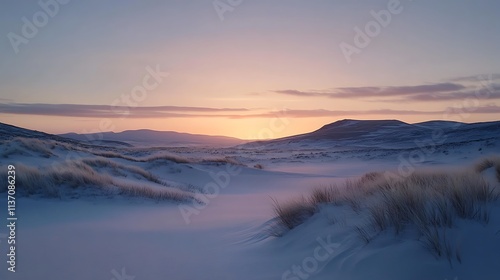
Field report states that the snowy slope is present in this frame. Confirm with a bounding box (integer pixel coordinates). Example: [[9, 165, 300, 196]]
[[0, 120, 499, 280], [244, 119, 500, 149]]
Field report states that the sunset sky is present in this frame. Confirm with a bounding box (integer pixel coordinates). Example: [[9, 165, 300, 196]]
[[1, 0, 499, 139]]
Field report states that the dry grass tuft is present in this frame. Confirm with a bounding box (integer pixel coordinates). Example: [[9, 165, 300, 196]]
[[0, 161, 194, 202], [269, 156, 500, 261], [269, 197, 316, 236], [310, 185, 342, 205], [1, 137, 55, 158], [81, 158, 162, 184], [89, 150, 192, 164], [474, 156, 500, 182]]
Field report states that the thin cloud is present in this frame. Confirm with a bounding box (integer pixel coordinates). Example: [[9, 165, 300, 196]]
[[225, 105, 500, 119], [385, 88, 500, 102], [273, 83, 466, 99], [448, 73, 500, 83], [272, 76, 500, 102], [1, 103, 499, 120], [273, 90, 328, 97], [0, 103, 248, 118], [335, 83, 465, 97]]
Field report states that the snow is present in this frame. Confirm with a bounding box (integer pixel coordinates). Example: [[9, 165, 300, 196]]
[[0, 121, 499, 279]]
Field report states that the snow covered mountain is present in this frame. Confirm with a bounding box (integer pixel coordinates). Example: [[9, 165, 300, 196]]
[[59, 129, 246, 147], [245, 119, 500, 149]]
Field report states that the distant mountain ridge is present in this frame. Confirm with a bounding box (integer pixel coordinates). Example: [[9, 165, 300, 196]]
[[1, 119, 498, 149], [59, 129, 246, 147], [245, 119, 500, 149]]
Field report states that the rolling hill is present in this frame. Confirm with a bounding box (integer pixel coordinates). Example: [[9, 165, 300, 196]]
[[244, 119, 500, 149], [59, 129, 246, 147]]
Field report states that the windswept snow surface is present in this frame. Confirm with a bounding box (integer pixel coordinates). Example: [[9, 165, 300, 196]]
[[0, 121, 499, 279]]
